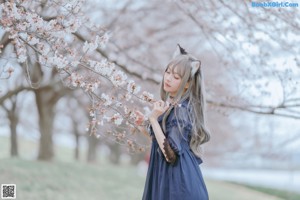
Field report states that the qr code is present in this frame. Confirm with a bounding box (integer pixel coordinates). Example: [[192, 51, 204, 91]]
[[1, 184, 16, 199]]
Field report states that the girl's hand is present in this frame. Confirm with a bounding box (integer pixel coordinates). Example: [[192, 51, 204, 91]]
[[150, 100, 169, 120]]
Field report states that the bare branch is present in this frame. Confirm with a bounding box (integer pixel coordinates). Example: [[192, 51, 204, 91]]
[[0, 86, 33, 105], [208, 100, 300, 119], [0, 32, 11, 50]]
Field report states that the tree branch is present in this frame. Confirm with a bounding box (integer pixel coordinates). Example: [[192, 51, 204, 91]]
[[208, 100, 300, 119], [0, 86, 33, 105], [73, 32, 160, 85], [0, 32, 11, 50]]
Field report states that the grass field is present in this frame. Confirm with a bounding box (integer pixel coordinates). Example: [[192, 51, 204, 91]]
[[0, 158, 145, 200], [239, 183, 300, 200], [0, 135, 291, 200]]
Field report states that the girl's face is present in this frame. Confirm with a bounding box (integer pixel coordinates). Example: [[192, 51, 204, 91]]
[[163, 66, 182, 97]]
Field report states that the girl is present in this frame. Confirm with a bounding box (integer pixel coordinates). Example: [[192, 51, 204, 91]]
[[137, 44, 210, 200]]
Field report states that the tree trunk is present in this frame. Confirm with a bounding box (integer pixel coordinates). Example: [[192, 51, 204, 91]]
[[4, 96, 19, 157], [131, 152, 146, 165], [8, 98, 19, 157], [71, 116, 81, 161], [87, 134, 98, 163], [74, 131, 80, 161], [108, 143, 121, 165], [10, 114, 18, 157], [35, 88, 57, 161]]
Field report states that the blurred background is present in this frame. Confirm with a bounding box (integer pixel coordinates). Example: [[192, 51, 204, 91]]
[[1, 0, 300, 199]]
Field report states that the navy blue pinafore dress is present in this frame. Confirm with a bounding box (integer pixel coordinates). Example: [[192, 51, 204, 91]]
[[142, 99, 209, 200]]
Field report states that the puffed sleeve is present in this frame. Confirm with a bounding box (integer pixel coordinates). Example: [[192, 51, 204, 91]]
[[163, 105, 192, 163]]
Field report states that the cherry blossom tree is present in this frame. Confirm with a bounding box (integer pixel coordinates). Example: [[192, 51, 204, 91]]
[[0, 0, 154, 160]]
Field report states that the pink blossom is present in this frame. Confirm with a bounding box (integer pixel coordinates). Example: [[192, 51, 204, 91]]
[[111, 70, 127, 86], [101, 93, 112, 106], [70, 72, 83, 87], [127, 80, 141, 94], [27, 35, 39, 45], [48, 55, 68, 69], [37, 42, 51, 56], [83, 40, 98, 53], [103, 113, 123, 126], [140, 91, 154, 103]]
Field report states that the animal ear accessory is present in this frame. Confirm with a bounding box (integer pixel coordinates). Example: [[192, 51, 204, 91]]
[[172, 43, 188, 58], [191, 60, 201, 77], [172, 44, 201, 76]]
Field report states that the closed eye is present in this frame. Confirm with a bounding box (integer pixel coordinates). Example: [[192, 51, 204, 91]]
[[174, 74, 181, 80]]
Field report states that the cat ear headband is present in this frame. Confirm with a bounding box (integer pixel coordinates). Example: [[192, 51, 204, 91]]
[[172, 44, 201, 77]]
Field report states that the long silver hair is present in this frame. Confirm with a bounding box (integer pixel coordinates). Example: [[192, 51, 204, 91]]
[[160, 45, 210, 158]]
